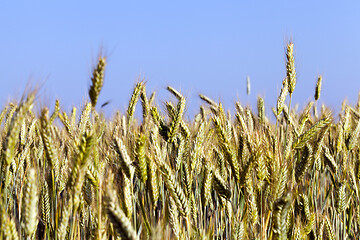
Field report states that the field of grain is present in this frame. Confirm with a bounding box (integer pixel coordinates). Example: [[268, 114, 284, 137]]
[[0, 43, 358, 239]]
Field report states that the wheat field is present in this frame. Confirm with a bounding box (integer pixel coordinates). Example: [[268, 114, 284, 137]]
[[0, 43, 358, 239]]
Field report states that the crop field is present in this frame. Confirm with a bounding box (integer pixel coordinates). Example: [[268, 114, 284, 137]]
[[0, 43, 359, 239]]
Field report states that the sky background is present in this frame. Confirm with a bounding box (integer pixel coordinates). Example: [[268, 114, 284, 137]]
[[0, 1, 360, 118]]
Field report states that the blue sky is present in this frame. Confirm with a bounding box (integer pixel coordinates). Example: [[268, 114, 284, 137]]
[[0, 1, 360, 117]]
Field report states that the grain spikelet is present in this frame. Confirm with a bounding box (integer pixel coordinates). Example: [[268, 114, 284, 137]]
[[140, 84, 150, 120], [274, 165, 288, 202], [182, 160, 192, 198], [167, 86, 185, 143], [313, 124, 330, 171], [256, 151, 268, 182], [286, 42, 296, 96], [213, 169, 231, 199], [233, 221, 245, 240], [150, 106, 169, 140], [0, 105, 9, 127], [86, 163, 99, 188], [174, 135, 185, 171], [324, 215, 335, 240], [22, 168, 38, 238], [323, 146, 338, 173], [105, 187, 139, 240], [159, 162, 189, 217], [79, 102, 92, 135], [49, 99, 60, 124], [3, 103, 16, 135], [246, 178, 258, 227], [113, 136, 134, 179], [272, 195, 291, 240], [40, 108, 58, 172], [317, 216, 325, 240], [3, 93, 34, 166], [335, 181, 346, 213], [213, 148, 226, 179], [347, 116, 360, 150], [67, 130, 95, 203], [191, 122, 205, 172], [40, 180, 50, 225], [148, 156, 159, 206], [89, 56, 106, 107], [168, 196, 181, 240], [135, 133, 147, 183], [213, 116, 240, 182], [199, 94, 218, 108], [57, 200, 72, 240], [292, 117, 331, 149], [257, 96, 265, 124], [201, 165, 213, 207], [127, 82, 143, 125], [121, 173, 133, 219], [59, 111, 74, 139], [295, 143, 313, 182], [5, 216, 19, 240], [315, 75, 322, 101]]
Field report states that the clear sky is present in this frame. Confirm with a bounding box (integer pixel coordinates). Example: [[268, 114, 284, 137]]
[[1, 1, 360, 118]]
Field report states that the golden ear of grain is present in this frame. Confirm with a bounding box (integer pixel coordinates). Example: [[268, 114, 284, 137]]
[[89, 56, 106, 108], [49, 99, 60, 124], [334, 181, 346, 214], [257, 96, 265, 124], [113, 136, 134, 179], [3, 93, 34, 167], [213, 169, 231, 199], [213, 116, 240, 182], [67, 130, 94, 202], [40, 180, 50, 225], [233, 221, 245, 240], [127, 82, 143, 126], [201, 165, 213, 207], [324, 215, 335, 240], [40, 108, 59, 173], [147, 156, 159, 207], [245, 177, 259, 227], [286, 42, 296, 96], [272, 195, 291, 240], [168, 196, 181, 240], [140, 84, 150, 121], [22, 168, 39, 238], [295, 143, 312, 182], [276, 78, 288, 116], [105, 186, 139, 240], [159, 162, 189, 217], [135, 133, 147, 183], [292, 117, 331, 150], [199, 94, 218, 108], [5, 216, 19, 240], [167, 86, 186, 143], [347, 115, 360, 150], [79, 102, 92, 136]]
